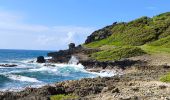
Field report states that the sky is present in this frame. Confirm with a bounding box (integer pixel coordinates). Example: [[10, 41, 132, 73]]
[[0, 0, 170, 50]]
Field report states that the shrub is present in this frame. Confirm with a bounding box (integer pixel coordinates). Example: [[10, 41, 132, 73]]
[[50, 94, 78, 100], [160, 72, 170, 83], [91, 46, 146, 61]]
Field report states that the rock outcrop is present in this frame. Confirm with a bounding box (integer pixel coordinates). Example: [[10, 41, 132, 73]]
[[69, 43, 75, 49], [36, 56, 46, 63], [47, 44, 99, 63], [80, 59, 145, 69], [85, 22, 117, 44], [0, 64, 17, 67]]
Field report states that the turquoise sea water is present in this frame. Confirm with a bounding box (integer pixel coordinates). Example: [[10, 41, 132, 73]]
[[0, 49, 114, 91]]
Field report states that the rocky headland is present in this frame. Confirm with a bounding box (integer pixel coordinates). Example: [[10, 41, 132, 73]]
[[1, 12, 170, 100]]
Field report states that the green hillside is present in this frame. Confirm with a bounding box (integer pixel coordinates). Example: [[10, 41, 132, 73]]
[[84, 12, 170, 61]]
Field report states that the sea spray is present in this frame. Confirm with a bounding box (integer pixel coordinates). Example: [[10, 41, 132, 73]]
[[68, 56, 79, 65], [0, 50, 118, 91]]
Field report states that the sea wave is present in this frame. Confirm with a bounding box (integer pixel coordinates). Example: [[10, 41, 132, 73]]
[[0, 57, 118, 91], [6, 74, 42, 83]]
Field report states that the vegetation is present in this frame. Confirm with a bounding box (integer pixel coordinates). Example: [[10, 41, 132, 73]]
[[50, 94, 78, 100], [160, 72, 170, 83], [149, 35, 170, 48], [91, 46, 145, 61], [140, 45, 170, 54], [83, 12, 170, 61], [84, 12, 170, 48]]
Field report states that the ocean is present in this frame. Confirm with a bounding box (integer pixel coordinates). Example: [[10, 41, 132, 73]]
[[0, 49, 115, 91]]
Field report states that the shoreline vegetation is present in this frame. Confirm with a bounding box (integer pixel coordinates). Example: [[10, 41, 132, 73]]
[[1, 12, 170, 100]]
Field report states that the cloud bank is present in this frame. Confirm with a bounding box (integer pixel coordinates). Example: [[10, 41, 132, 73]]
[[0, 10, 95, 50]]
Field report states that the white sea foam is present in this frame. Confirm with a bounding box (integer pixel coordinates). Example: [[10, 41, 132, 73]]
[[0, 84, 45, 92], [90, 69, 123, 77], [6, 74, 42, 83], [68, 56, 79, 65]]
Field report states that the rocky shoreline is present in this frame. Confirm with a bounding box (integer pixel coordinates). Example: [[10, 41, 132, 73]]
[[1, 62, 170, 100], [1, 44, 170, 100]]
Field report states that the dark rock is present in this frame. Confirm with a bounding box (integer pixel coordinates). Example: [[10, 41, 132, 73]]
[[111, 88, 119, 93], [159, 85, 167, 89], [36, 56, 45, 63], [85, 22, 117, 44], [131, 87, 139, 92], [0, 64, 17, 67], [69, 43, 75, 50], [162, 63, 170, 69], [80, 59, 144, 69], [47, 46, 99, 63]]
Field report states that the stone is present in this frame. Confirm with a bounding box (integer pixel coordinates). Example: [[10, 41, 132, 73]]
[[131, 87, 139, 92], [101, 87, 109, 93], [159, 85, 167, 89], [0, 64, 17, 67], [111, 88, 119, 93], [36, 56, 46, 63], [69, 43, 75, 49]]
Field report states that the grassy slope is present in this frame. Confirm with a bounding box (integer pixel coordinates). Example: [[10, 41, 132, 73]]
[[84, 12, 170, 61], [91, 46, 145, 61]]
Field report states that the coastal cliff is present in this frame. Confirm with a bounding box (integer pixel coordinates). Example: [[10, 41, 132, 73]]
[[47, 12, 170, 68], [2, 12, 170, 100]]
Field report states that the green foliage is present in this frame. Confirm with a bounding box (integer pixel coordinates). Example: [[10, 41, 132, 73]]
[[84, 12, 170, 62], [153, 12, 170, 21], [50, 94, 78, 100], [84, 12, 170, 49], [91, 46, 145, 61], [84, 36, 123, 48], [128, 16, 152, 27], [160, 72, 170, 83], [140, 45, 170, 54], [149, 36, 170, 48]]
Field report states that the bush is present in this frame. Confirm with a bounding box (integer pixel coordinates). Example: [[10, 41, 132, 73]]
[[91, 46, 146, 61], [149, 36, 170, 48], [84, 12, 170, 49], [160, 72, 170, 83]]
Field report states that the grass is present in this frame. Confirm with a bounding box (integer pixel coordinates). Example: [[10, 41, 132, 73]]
[[50, 94, 78, 100], [149, 36, 170, 48], [84, 12, 170, 49], [84, 36, 123, 48], [140, 45, 170, 54], [160, 72, 170, 83], [83, 12, 170, 62], [91, 46, 145, 61]]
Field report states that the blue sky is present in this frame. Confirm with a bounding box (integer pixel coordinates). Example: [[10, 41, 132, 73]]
[[0, 0, 169, 50]]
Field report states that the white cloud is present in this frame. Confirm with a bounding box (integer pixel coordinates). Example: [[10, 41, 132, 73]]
[[0, 10, 95, 50], [0, 11, 22, 23]]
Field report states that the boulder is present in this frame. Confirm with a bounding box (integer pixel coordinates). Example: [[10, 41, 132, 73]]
[[69, 43, 75, 49], [36, 56, 46, 63], [0, 64, 17, 67]]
